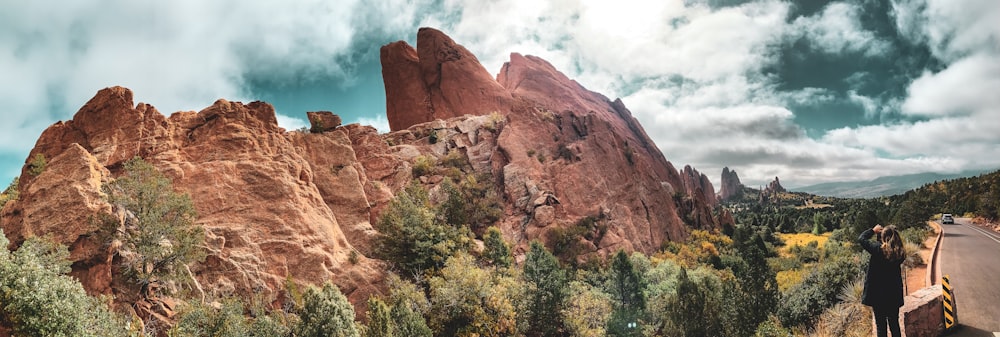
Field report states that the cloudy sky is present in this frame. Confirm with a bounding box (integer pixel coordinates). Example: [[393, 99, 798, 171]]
[[2, 0, 999, 189]]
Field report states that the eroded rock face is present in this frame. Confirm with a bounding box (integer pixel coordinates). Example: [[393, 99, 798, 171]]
[[381, 28, 514, 131], [718, 167, 744, 201], [2, 87, 382, 308], [3, 28, 726, 313], [382, 28, 720, 257]]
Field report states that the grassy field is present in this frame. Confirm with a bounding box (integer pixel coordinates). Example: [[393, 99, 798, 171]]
[[777, 232, 831, 253]]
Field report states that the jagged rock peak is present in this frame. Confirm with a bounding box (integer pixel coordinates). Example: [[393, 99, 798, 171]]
[[381, 27, 513, 131], [767, 176, 786, 193], [718, 167, 744, 201]]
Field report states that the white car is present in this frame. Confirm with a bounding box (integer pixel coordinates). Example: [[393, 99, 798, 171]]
[[942, 214, 954, 224]]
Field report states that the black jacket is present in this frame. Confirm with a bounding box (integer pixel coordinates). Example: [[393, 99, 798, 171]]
[[858, 229, 905, 308]]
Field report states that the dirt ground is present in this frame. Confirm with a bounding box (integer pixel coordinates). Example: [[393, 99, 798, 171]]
[[904, 221, 941, 294]]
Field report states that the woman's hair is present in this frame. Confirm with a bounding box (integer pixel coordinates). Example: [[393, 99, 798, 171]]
[[880, 225, 905, 261]]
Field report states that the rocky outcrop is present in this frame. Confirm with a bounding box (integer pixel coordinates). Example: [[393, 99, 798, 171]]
[[767, 176, 786, 193], [718, 167, 744, 201], [382, 28, 718, 255], [381, 27, 513, 131], [3, 28, 725, 313], [307, 111, 342, 132], [2, 87, 383, 309]]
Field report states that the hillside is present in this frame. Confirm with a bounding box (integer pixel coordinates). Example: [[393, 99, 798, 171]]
[[793, 170, 994, 198]]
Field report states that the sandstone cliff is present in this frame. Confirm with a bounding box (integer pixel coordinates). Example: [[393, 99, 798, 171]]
[[718, 166, 744, 201], [1, 28, 723, 313]]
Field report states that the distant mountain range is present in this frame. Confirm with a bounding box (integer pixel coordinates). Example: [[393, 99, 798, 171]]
[[793, 169, 997, 198]]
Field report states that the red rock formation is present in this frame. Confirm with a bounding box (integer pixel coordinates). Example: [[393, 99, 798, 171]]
[[2, 28, 727, 314], [306, 111, 342, 132], [382, 28, 719, 255], [382, 27, 513, 131], [1, 87, 382, 309], [718, 166, 744, 201]]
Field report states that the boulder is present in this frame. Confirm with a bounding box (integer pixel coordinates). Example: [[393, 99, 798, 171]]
[[306, 111, 342, 132]]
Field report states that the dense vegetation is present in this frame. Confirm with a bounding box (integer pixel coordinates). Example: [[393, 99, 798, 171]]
[[2, 150, 996, 337]]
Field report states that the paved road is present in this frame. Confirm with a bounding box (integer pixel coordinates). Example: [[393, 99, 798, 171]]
[[940, 218, 1000, 337]]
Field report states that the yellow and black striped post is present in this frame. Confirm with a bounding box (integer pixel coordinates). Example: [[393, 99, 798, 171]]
[[942, 275, 956, 330]]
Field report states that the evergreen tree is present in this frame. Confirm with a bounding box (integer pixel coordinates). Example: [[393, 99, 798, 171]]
[[294, 282, 360, 337], [607, 250, 645, 336], [363, 297, 395, 337], [102, 157, 205, 296], [386, 274, 432, 337], [523, 241, 567, 337], [375, 183, 472, 277], [482, 226, 512, 269], [0, 232, 127, 337], [670, 268, 706, 337], [732, 234, 779, 337]]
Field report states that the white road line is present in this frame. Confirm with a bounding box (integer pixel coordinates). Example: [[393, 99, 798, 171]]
[[992, 332, 1000, 337], [963, 222, 1000, 245]]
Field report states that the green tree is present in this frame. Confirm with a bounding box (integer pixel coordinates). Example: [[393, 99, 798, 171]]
[[731, 234, 779, 337], [607, 250, 645, 336], [523, 241, 568, 337], [102, 157, 205, 296], [375, 183, 472, 277], [386, 274, 432, 337], [562, 281, 613, 337], [482, 226, 513, 269], [363, 297, 395, 337], [294, 282, 360, 337], [0, 232, 127, 337], [669, 268, 706, 337], [428, 253, 522, 337]]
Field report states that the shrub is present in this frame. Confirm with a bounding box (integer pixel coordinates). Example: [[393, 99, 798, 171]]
[[102, 157, 205, 297], [294, 282, 359, 337], [411, 155, 436, 177], [169, 300, 250, 337], [776, 255, 860, 328], [440, 149, 467, 169], [900, 226, 931, 248], [428, 130, 439, 144], [0, 232, 127, 337], [27, 153, 47, 176], [1, 177, 18, 209], [789, 241, 821, 264]]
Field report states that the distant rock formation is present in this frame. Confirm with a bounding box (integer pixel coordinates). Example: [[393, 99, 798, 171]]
[[718, 167, 744, 201], [767, 176, 786, 193]]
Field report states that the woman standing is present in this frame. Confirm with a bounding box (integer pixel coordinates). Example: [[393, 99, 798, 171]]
[[858, 224, 905, 337]]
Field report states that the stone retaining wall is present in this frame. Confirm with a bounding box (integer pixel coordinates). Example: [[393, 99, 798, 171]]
[[902, 284, 945, 337]]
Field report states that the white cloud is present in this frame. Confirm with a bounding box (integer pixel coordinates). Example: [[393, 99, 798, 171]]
[[3, 0, 999, 189], [792, 2, 892, 57], [0, 0, 430, 154], [276, 114, 309, 132], [353, 115, 391, 134], [902, 53, 1000, 117]]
